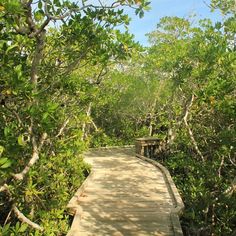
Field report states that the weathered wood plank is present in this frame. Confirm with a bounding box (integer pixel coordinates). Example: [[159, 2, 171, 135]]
[[67, 147, 183, 236]]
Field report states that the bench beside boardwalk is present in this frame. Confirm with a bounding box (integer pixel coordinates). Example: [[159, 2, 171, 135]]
[[67, 147, 184, 236]]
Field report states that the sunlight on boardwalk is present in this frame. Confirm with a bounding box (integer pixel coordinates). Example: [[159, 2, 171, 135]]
[[67, 147, 183, 236]]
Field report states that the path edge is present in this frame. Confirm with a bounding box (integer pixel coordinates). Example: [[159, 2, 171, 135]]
[[89, 145, 134, 150], [66, 170, 95, 215], [136, 154, 184, 236]]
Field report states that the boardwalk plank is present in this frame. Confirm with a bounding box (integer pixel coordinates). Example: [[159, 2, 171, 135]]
[[67, 147, 183, 236]]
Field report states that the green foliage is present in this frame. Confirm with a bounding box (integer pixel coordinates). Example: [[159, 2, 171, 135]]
[[1, 0, 235, 235], [146, 14, 236, 236], [211, 0, 236, 14], [89, 63, 164, 146], [0, 0, 150, 235], [0, 222, 28, 236]]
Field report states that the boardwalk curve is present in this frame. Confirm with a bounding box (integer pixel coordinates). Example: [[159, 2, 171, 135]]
[[67, 147, 184, 236]]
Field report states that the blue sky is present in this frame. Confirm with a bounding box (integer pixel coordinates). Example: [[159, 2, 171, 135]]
[[125, 0, 222, 45]]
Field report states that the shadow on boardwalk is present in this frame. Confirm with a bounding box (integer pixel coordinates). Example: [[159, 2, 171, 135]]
[[67, 147, 183, 236]]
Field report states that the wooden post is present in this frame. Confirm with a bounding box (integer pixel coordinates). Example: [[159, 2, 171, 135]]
[[135, 137, 160, 158]]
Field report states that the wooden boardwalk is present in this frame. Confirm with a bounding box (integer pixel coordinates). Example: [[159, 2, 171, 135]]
[[67, 147, 184, 236]]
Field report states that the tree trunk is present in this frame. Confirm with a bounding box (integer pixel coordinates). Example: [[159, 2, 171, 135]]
[[81, 102, 92, 141]]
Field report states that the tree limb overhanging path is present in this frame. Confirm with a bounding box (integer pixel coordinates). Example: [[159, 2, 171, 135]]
[[67, 147, 184, 236]]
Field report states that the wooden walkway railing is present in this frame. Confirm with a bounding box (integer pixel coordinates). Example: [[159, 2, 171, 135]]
[[67, 147, 184, 236]]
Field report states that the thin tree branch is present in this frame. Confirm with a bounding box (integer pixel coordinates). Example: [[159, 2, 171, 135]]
[[13, 205, 43, 231], [228, 153, 236, 166], [44, 1, 98, 20], [34, 17, 51, 36], [183, 95, 205, 162], [218, 155, 224, 178], [224, 177, 236, 196], [61, 49, 89, 76], [90, 119, 99, 132], [4, 209, 12, 226], [13, 132, 47, 181], [13, 25, 30, 35], [23, 1, 37, 33], [0, 184, 43, 231], [81, 102, 92, 141], [55, 118, 70, 137], [4, 105, 23, 126], [43, 0, 122, 21], [30, 30, 46, 85]]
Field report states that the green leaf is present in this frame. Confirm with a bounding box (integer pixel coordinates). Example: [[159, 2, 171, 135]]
[[38, 0, 42, 9], [43, 112, 49, 120], [18, 135, 26, 146], [0, 158, 11, 169], [15, 222, 20, 231], [19, 223, 28, 233], [4, 127, 10, 137], [47, 102, 59, 111], [4, 0, 22, 13], [34, 10, 44, 21], [14, 64, 22, 78], [0, 146, 4, 156], [139, 10, 144, 18], [6, 44, 18, 53], [0, 223, 10, 235], [215, 22, 222, 30]]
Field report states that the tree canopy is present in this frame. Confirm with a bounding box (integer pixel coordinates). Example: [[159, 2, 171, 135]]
[[0, 0, 235, 235]]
